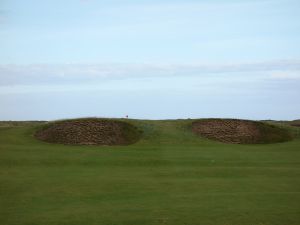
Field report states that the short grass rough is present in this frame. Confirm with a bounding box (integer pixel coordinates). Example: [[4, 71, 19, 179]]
[[0, 118, 300, 225]]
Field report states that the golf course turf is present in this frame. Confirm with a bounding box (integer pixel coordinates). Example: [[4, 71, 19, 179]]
[[0, 118, 300, 225]]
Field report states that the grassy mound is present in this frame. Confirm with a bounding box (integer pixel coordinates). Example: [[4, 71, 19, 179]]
[[35, 118, 141, 145], [192, 119, 293, 144]]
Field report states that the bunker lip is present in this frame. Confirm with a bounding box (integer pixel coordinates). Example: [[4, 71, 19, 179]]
[[192, 118, 293, 144], [35, 119, 141, 146]]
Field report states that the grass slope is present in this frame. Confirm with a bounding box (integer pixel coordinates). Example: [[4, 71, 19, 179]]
[[0, 119, 300, 225]]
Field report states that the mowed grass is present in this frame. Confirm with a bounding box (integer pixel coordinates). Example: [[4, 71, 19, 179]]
[[0, 119, 300, 225]]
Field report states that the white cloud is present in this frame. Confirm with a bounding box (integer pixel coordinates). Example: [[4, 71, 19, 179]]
[[269, 71, 300, 80], [0, 60, 300, 87]]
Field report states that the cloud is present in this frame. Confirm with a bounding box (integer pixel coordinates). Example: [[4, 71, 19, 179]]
[[0, 60, 300, 86], [269, 71, 300, 80]]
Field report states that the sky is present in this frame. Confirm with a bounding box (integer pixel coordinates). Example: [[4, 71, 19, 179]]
[[0, 0, 300, 120]]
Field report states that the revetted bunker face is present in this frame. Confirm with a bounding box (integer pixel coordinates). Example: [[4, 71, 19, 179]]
[[290, 120, 300, 127], [35, 119, 141, 145], [192, 119, 292, 144]]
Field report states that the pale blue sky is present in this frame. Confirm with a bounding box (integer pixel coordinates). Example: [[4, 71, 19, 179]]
[[0, 0, 299, 120]]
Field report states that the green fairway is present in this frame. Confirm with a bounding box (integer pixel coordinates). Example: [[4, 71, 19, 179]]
[[0, 119, 300, 225]]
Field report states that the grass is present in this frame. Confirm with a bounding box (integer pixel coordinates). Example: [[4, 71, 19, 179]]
[[0, 119, 300, 225], [254, 121, 293, 143]]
